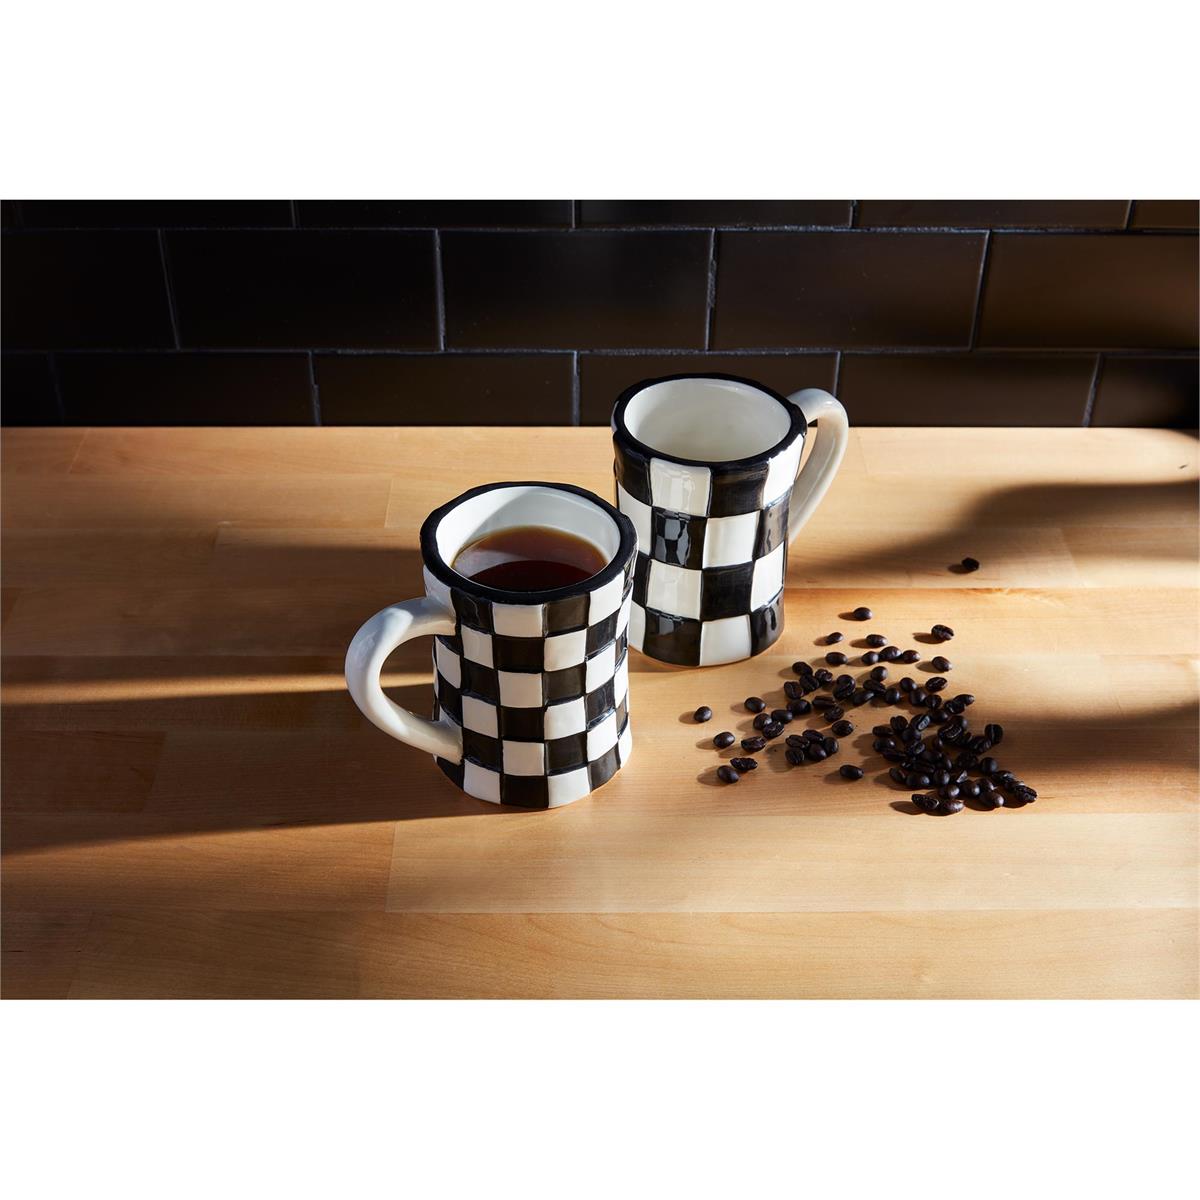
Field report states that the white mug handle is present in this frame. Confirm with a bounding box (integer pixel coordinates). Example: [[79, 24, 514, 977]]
[[345, 596, 464, 760], [785, 388, 850, 542]]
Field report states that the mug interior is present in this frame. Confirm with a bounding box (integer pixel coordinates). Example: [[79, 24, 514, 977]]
[[623, 377, 792, 462], [434, 484, 620, 576]]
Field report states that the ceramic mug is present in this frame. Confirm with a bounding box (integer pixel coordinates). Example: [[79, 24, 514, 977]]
[[345, 482, 638, 809], [612, 374, 849, 666]]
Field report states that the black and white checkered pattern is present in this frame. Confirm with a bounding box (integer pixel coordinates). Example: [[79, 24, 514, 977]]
[[424, 557, 635, 809], [614, 392, 802, 666]]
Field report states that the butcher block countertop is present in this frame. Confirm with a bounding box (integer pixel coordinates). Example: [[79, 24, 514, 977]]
[[2, 426, 1197, 999]]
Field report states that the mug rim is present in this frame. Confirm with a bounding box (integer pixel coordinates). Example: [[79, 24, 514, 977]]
[[611, 372, 807, 472], [420, 480, 637, 607]]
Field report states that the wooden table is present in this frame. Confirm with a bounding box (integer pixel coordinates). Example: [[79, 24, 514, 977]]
[[2, 426, 1197, 999]]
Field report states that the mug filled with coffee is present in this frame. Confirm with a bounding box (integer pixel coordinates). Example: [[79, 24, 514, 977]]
[[345, 482, 637, 808], [612, 374, 849, 667]]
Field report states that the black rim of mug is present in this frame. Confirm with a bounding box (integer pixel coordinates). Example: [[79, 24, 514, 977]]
[[611, 372, 808, 474], [420, 480, 637, 607]]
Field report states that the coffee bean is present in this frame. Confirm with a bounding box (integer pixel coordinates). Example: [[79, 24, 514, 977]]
[[785, 747, 806, 766], [908, 773, 932, 789], [825, 706, 845, 722], [873, 737, 896, 752], [969, 735, 992, 754], [963, 781, 981, 799], [771, 708, 793, 725], [751, 712, 768, 730], [851, 606, 873, 621], [866, 665, 886, 683], [783, 681, 802, 701], [822, 736, 839, 755], [979, 757, 1000, 776], [786, 733, 806, 748], [825, 651, 848, 666], [763, 721, 785, 740], [826, 631, 844, 644], [884, 687, 902, 704], [912, 794, 940, 813], [833, 684, 854, 701], [943, 699, 964, 715], [952, 693, 975, 707], [788, 698, 812, 716], [793, 661, 813, 676], [937, 797, 964, 815], [801, 729, 823, 743], [899, 677, 915, 693], [931, 624, 954, 641], [1011, 784, 1038, 803], [881, 749, 907, 763], [730, 757, 758, 772], [926, 676, 948, 693], [807, 745, 828, 762], [717, 765, 741, 784], [900, 649, 921, 664], [741, 736, 766, 752], [938, 784, 960, 800], [873, 724, 893, 738], [851, 690, 871, 706], [912, 688, 928, 705], [863, 679, 886, 695], [713, 731, 736, 749], [889, 767, 908, 786], [812, 696, 834, 710], [835, 674, 854, 689], [881, 646, 902, 662], [840, 764, 864, 780], [693, 705, 712, 722], [911, 713, 932, 733], [831, 719, 854, 737], [934, 770, 951, 787], [862, 651, 880, 665], [978, 777, 996, 793], [961, 557, 980, 572], [815, 669, 834, 685], [745, 696, 766, 713], [889, 716, 909, 733], [865, 634, 887, 648], [931, 656, 952, 672], [984, 723, 1004, 745]]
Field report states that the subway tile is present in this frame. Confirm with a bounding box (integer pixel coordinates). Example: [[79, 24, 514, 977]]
[[442, 231, 709, 349], [17, 201, 293, 228], [977, 234, 1199, 350], [168, 230, 437, 349], [579, 201, 851, 227], [1, 354, 60, 425], [1, 231, 174, 350], [1090, 356, 1198, 427], [315, 354, 573, 424], [578, 353, 836, 425], [713, 232, 984, 349], [857, 201, 1129, 228], [298, 201, 572, 227], [1129, 201, 1198, 230], [837, 354, 1094, 425], [56, 354, 315, 424]]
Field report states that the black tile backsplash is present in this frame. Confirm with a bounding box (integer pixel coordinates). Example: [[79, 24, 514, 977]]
[[56, 353, 315, 425], [167, 230, 437, 349], [2, 230, 174, 350], [2, 200, 1196, 428], [315, 353, 574, 424], [713, 232, 985, 349], [442, 231, 709, 349]]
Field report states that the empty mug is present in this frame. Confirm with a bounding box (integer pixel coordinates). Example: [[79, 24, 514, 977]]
[[345, 482, 638, 809], [612, 374, 849, 666]]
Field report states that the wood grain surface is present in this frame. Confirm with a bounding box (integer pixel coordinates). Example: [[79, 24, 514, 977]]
[[2, 426, 1197, 998]]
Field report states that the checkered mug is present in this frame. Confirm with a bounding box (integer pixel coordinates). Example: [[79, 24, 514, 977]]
[[613, 374, 849, 666], [345, 482, 638, 809]]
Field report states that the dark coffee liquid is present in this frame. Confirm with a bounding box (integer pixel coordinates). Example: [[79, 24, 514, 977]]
[[453, 525, 607, 591]]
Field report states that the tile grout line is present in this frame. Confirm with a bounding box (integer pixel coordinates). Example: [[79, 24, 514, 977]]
[[966, 230, 992, 350], [1082, 355, 1103, 426], [704, 229, 718, 349], [570, 351, 580, 425], [290, 200, 300, 228], [850, 200, 860, 229], [433, 230, 446, 351], [307, 352, 322, 425], [831, 351, 843, 396], [156, 229, 182, 350], [1123, 201, 1135, 230]]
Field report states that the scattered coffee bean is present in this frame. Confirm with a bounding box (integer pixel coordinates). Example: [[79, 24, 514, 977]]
[[899, 649, 921, 664], [890, 715, 909, 733], [926, 676, 948, 693], [943, 699, 964, 715], [762, 721, 784, 740], [741, 735, 766, 752], [835, 673, 854, 689], [961, 557, 980, 572], [851, 689, 871, 706], [881, 749, 907, 763], [807, 745, 828, 762], [730, 757, 758, 773], [785, 734, 806, 748], [984, 723, 1004, 745], [938, 784, 961, 800], [937, 797, 964, 815], [770, 708, 793, 725], [934, 770, 951, 787], [793, 661, 812, 676], [889, 767, 908, 786], [952, 693, 975, 707], [822, 736, 839, 755], [745, 696, 766, 713], [912, 688, 928, 705], [803, 729, 825, 742], [825, 705, 845, 722], [979, 757, 1000, 776], [851, 606, 873, 621], [873, 737, 897, 752], [752, 711, 770, 730], [884, 687, 902, 704], [831, 719, 854, 737], [783, 681, 802, 701], [899, 676, 915, 693], [693, 705, 713, 723], [863, 679, 886, 695], [930, 656, 952, 672], [862, 651, 880, 665], [963, 781, 981, 799], [873, 724, 893, 738], [931, 624, 954, 641], [787, 698, 812, 716], [881, 646, 902, 662], [913, 794, 940, 813], [911, 713, 932, 733], [825, 651, 848, 666], [869, 665, 889, 682], [717, 765, 741, 784], [840, 764, 864, 780], [815, 668, 834, 685], [785, 747, 806, 766], [865, 634, 887, 648], [908, 773, 932, 789], [826, 631, 844, 644], [713, 731, 735, 749]]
